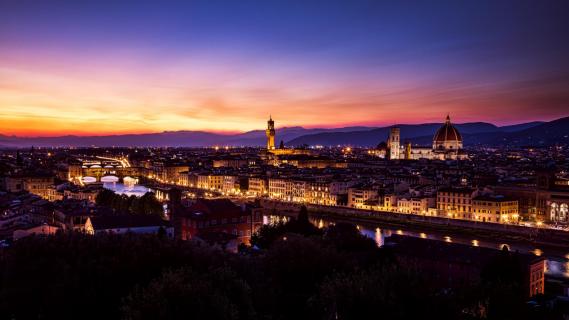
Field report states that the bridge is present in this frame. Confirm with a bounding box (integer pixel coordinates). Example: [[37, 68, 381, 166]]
[[68, 156, 146, 183], [80, 166, 144, 182]]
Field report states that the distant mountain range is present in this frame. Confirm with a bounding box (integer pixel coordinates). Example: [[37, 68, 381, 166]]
[[0, 126, 374, 148], [286, 120, 553, 147], [287, 118, 569, 147], [1, 117, 567, 148]]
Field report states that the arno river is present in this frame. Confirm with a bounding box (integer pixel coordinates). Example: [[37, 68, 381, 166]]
[[97, 181, 569, 279], [264, 215, 569, 279]]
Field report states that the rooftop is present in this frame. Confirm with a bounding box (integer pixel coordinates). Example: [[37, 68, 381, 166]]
[[89, 215, 170, 230]]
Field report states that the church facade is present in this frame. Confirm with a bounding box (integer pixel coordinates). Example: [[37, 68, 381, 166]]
[[264, 115, 468, 160], [379, 115, 469, 160]]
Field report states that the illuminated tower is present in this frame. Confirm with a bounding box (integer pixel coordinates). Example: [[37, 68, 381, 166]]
[[266, 116, 276, 150], [387, 127, 400, 160]]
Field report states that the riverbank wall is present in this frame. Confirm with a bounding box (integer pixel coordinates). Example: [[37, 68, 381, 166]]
[[259, 199, 569, 250]]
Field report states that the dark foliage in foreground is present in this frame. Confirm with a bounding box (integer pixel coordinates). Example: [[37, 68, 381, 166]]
[[96, 189, 163, 216], [0, 218, 561, 319]]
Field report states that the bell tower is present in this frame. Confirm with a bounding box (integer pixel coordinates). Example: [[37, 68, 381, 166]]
[[266, 115, 275, 150], [387, 127, 400, 160]]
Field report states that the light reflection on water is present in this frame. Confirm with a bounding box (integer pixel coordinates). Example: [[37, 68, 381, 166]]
[[103, 182, 150, 197], [263, 215, 569, 278], [498, 243, 511, 251]]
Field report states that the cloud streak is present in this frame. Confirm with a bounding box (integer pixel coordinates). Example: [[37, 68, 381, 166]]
[[0, 0, 568, 136]]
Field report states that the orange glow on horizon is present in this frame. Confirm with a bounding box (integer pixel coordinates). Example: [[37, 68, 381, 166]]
[[1, 47, 565, 137]]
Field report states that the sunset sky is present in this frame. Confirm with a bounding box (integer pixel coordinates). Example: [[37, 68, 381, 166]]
[[1, 0, 568, 136]]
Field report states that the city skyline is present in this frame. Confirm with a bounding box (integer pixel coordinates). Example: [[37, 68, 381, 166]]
[[2, 2, 568, 318], [1, 0, 569, 136]]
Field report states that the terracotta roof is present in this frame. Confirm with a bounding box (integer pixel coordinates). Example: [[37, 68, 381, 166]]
[[433, 115, 462, 143], [437, 187, 475, 193], [473, 195, 515, 202], [184, 198, 244, 219]]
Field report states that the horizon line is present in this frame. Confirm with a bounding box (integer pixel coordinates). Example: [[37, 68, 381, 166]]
[[0, 116, 559, 138]]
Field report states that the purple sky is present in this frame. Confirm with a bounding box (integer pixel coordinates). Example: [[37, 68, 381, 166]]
[[1, 0, 568, 136]]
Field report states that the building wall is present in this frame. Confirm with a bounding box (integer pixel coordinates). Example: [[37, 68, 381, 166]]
[[348, 188, 378, 208], [529, 260, 546, 297], [222, 176, 239, 194], [388, 127, 400, 160], [547, 199, 569, 224], [397, 197, 434, 214], [437, 189, 477, 220], [178, 171, 189, 186], [268, 178, 287, 200], [382, 195, 398, 211], [161, 166, 189, 184], [63, 189, 99, 203], [197, 174, 225, 190], [305, 181, 335, 205], [472, 199, 519, 223], [212, 159, 249, 168], [180, 210, 262, 245], [248, 177, 267, 196]]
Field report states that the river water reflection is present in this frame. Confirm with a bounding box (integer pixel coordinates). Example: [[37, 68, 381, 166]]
[[103, 182, 150, 197], [264, 215, 569, 279]]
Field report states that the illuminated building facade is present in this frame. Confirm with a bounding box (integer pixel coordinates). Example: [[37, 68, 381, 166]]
[[396, 197, 435, 214], [248, 177, 267, 196], [222, 175, 240, 194], [472, 196, 519, 223], [437, 187, 477, 220], [537, 170, 569, 225], [387, 127, 400, 160], [266, 115, 275, 150], [376, 115, 469, 161], [263, 116, 313, 157], [197, 174, 225, 191], [305, 181, 336, 205], [268, 178, 287, 200], [348, 186, 378, 208]]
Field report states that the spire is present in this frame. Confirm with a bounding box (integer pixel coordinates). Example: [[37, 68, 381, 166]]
[[445, 114, 451, 124]]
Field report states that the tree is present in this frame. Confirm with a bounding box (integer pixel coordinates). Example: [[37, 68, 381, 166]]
[[286, 205, 321, 236], [122, 267, 255, 320], [261, 234, 348, 319], [95, 189, 116, 207], [138, 192, 163, 216], [480, 251, 526, 319], [0, 233, 229, 319], [96, 190, 163, 216], [250, 222, 288, 249], [323, 222, 377, 252], [251, 206, 321, 249], [312, 264, 463, 320]]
